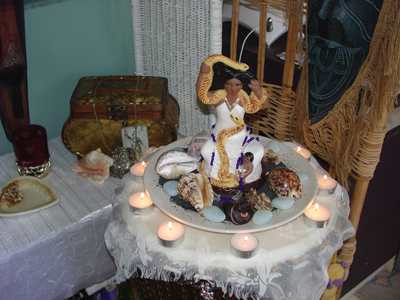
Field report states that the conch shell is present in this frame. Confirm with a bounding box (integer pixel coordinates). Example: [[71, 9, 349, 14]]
[[156, 149, 198, 179], [177, 172, 213, 212], [72, 148, 113, 183]]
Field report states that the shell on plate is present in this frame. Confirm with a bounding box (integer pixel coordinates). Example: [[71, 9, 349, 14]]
[[244, 188, 273, 211], [266, 167, 303, 199], [263, 148, 280, 164], [155, 149, 199, 179], [187, 130, 211, 160], [177, 172, 213, 212]]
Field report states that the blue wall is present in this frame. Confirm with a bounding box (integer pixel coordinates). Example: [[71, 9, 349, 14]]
[[0, 0, 135, 156]]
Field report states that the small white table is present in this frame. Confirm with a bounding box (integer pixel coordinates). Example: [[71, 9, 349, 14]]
[[105, 142, 355, 300], [0, 137, 119, 300]]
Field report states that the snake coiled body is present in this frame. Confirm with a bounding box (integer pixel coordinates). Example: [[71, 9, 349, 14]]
[[198, 54, 267, 113], [211, 114, 244, 188]]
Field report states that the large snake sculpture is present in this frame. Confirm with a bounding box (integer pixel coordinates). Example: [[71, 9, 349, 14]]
[[211, 114, 245, 188], [197, 54, 267, 113]]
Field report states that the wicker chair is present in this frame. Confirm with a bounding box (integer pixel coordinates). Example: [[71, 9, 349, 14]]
[[231, 0, 400, 299]]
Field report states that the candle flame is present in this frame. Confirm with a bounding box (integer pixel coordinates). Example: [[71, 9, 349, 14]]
[[315, 203, 319, 211], [244, 235, 248, 241], [140, 192, 144, 199], [297, 147, 301, 153], [168, 222, 172, 230], [141, 161, 145, 167], [323, 175, 327, 181]]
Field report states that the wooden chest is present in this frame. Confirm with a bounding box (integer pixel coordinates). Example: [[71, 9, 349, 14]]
[[62, 76, 179, 157]]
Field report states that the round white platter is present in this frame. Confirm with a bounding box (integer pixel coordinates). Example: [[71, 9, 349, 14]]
[[143, 136, 317, 233]]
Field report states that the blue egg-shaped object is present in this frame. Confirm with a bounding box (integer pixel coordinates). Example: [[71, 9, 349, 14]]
[[203, 206, 226, 223], [272, 197, 295, 210], [266, 140, 280, 154], [296, 172, 309, 184], [163, 180, 179, 196], [253, 210, 273, 225]]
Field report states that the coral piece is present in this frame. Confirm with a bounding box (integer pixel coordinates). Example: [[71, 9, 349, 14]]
[[72, 148, 113, 183], [177, 173, 213, 212], [244, 188, 273, 211]]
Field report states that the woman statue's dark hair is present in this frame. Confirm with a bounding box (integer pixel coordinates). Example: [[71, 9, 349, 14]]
[[209, 62, 258, 95]]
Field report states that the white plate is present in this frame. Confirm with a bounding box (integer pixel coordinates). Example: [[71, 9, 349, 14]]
[[0, 176, 59, 218], [144, 136, 317, 233]]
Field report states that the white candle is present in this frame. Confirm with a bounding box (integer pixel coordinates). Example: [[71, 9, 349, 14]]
[[129, 192, 154, 215], [317, 175, 337, 196], [157, 221, 185, 247], [130, 161, 146, 176], [293, 146, 311, 161], [230, 233, 259, 258], [303, 203, 330, 228]]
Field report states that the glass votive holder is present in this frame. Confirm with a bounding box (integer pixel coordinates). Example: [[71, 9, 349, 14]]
[[12, 124, 51, 178]]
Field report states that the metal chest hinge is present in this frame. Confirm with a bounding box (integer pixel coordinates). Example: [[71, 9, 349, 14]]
[[106, 105, 128, 126]]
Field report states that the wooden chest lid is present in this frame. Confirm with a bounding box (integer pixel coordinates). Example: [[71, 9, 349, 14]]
[[70, 76, 169, 120]]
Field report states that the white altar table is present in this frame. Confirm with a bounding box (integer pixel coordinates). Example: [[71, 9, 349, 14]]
[[0, 137, 118, 300], [105, 142, 355, 300]]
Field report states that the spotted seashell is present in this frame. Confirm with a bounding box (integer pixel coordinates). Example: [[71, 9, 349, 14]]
[[266, 167, 303, 199], [177, 172, 213, 212], [244, 188, 273, 211]]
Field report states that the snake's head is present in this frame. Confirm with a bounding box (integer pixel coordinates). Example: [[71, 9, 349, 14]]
[[230, 114, 244, 125]]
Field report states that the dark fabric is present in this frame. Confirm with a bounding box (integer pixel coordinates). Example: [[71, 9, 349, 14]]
[[0, 0, 29, 141], [307, 0, 383, 124]]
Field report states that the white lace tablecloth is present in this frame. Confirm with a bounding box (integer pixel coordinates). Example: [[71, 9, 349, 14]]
[[105, 144, 355, 300], [0, 137, 118, 300]]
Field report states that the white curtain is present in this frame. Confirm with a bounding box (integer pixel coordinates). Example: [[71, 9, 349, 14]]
[[131, 0, 223, 137]]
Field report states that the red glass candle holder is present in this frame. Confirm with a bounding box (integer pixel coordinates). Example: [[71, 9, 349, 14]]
[[12, 124, 51, 178]]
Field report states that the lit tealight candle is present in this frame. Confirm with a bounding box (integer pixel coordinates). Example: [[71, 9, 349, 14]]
[[230, 233, 259, 259], [293, 146, 311, 161], [130, 161, 146, 176], [317, 175, 337, 197], [157, 221, 185, 247], [303, 203, 331, 228], [129, 192, 154, 215]]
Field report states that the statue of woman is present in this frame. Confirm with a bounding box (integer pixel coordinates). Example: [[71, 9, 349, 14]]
[[196, 55, 268, 192]]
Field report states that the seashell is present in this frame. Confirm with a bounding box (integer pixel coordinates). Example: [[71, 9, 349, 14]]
[[266, 167, 303, 199], [253, 210, 273, 225], [163, 181, 179, 196], [72, 148, 113, 183], [155, 149, 198, 179], [266, 140, 280, 154], [187, 130, 211, 160], [177, 172, 213, 212], [272, 196, 295, 210], [263, 148, 281, 164], [203, 206, 225, 223], [244, 188, 273, 211], [223, 201, 254, 225]]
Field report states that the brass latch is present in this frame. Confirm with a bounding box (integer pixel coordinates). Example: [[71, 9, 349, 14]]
[[107, 105, 128, 126]]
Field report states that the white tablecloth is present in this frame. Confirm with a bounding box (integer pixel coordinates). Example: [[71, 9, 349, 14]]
[[0, 137, 118, 300], [105, 143, 355, 300]]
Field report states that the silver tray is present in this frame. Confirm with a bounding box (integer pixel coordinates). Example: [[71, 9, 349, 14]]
[[144, 136, 317, 233]]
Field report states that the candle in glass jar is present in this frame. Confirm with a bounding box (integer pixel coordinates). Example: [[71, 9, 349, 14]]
[[230, 233, 259, 259], [303, 203, 330, 228], [157, 221, 185, 247], [130, 161, 146, 176], [317, 175, 337, 196], [129, 192, 154, 215], [293, 146, 311, 161]]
